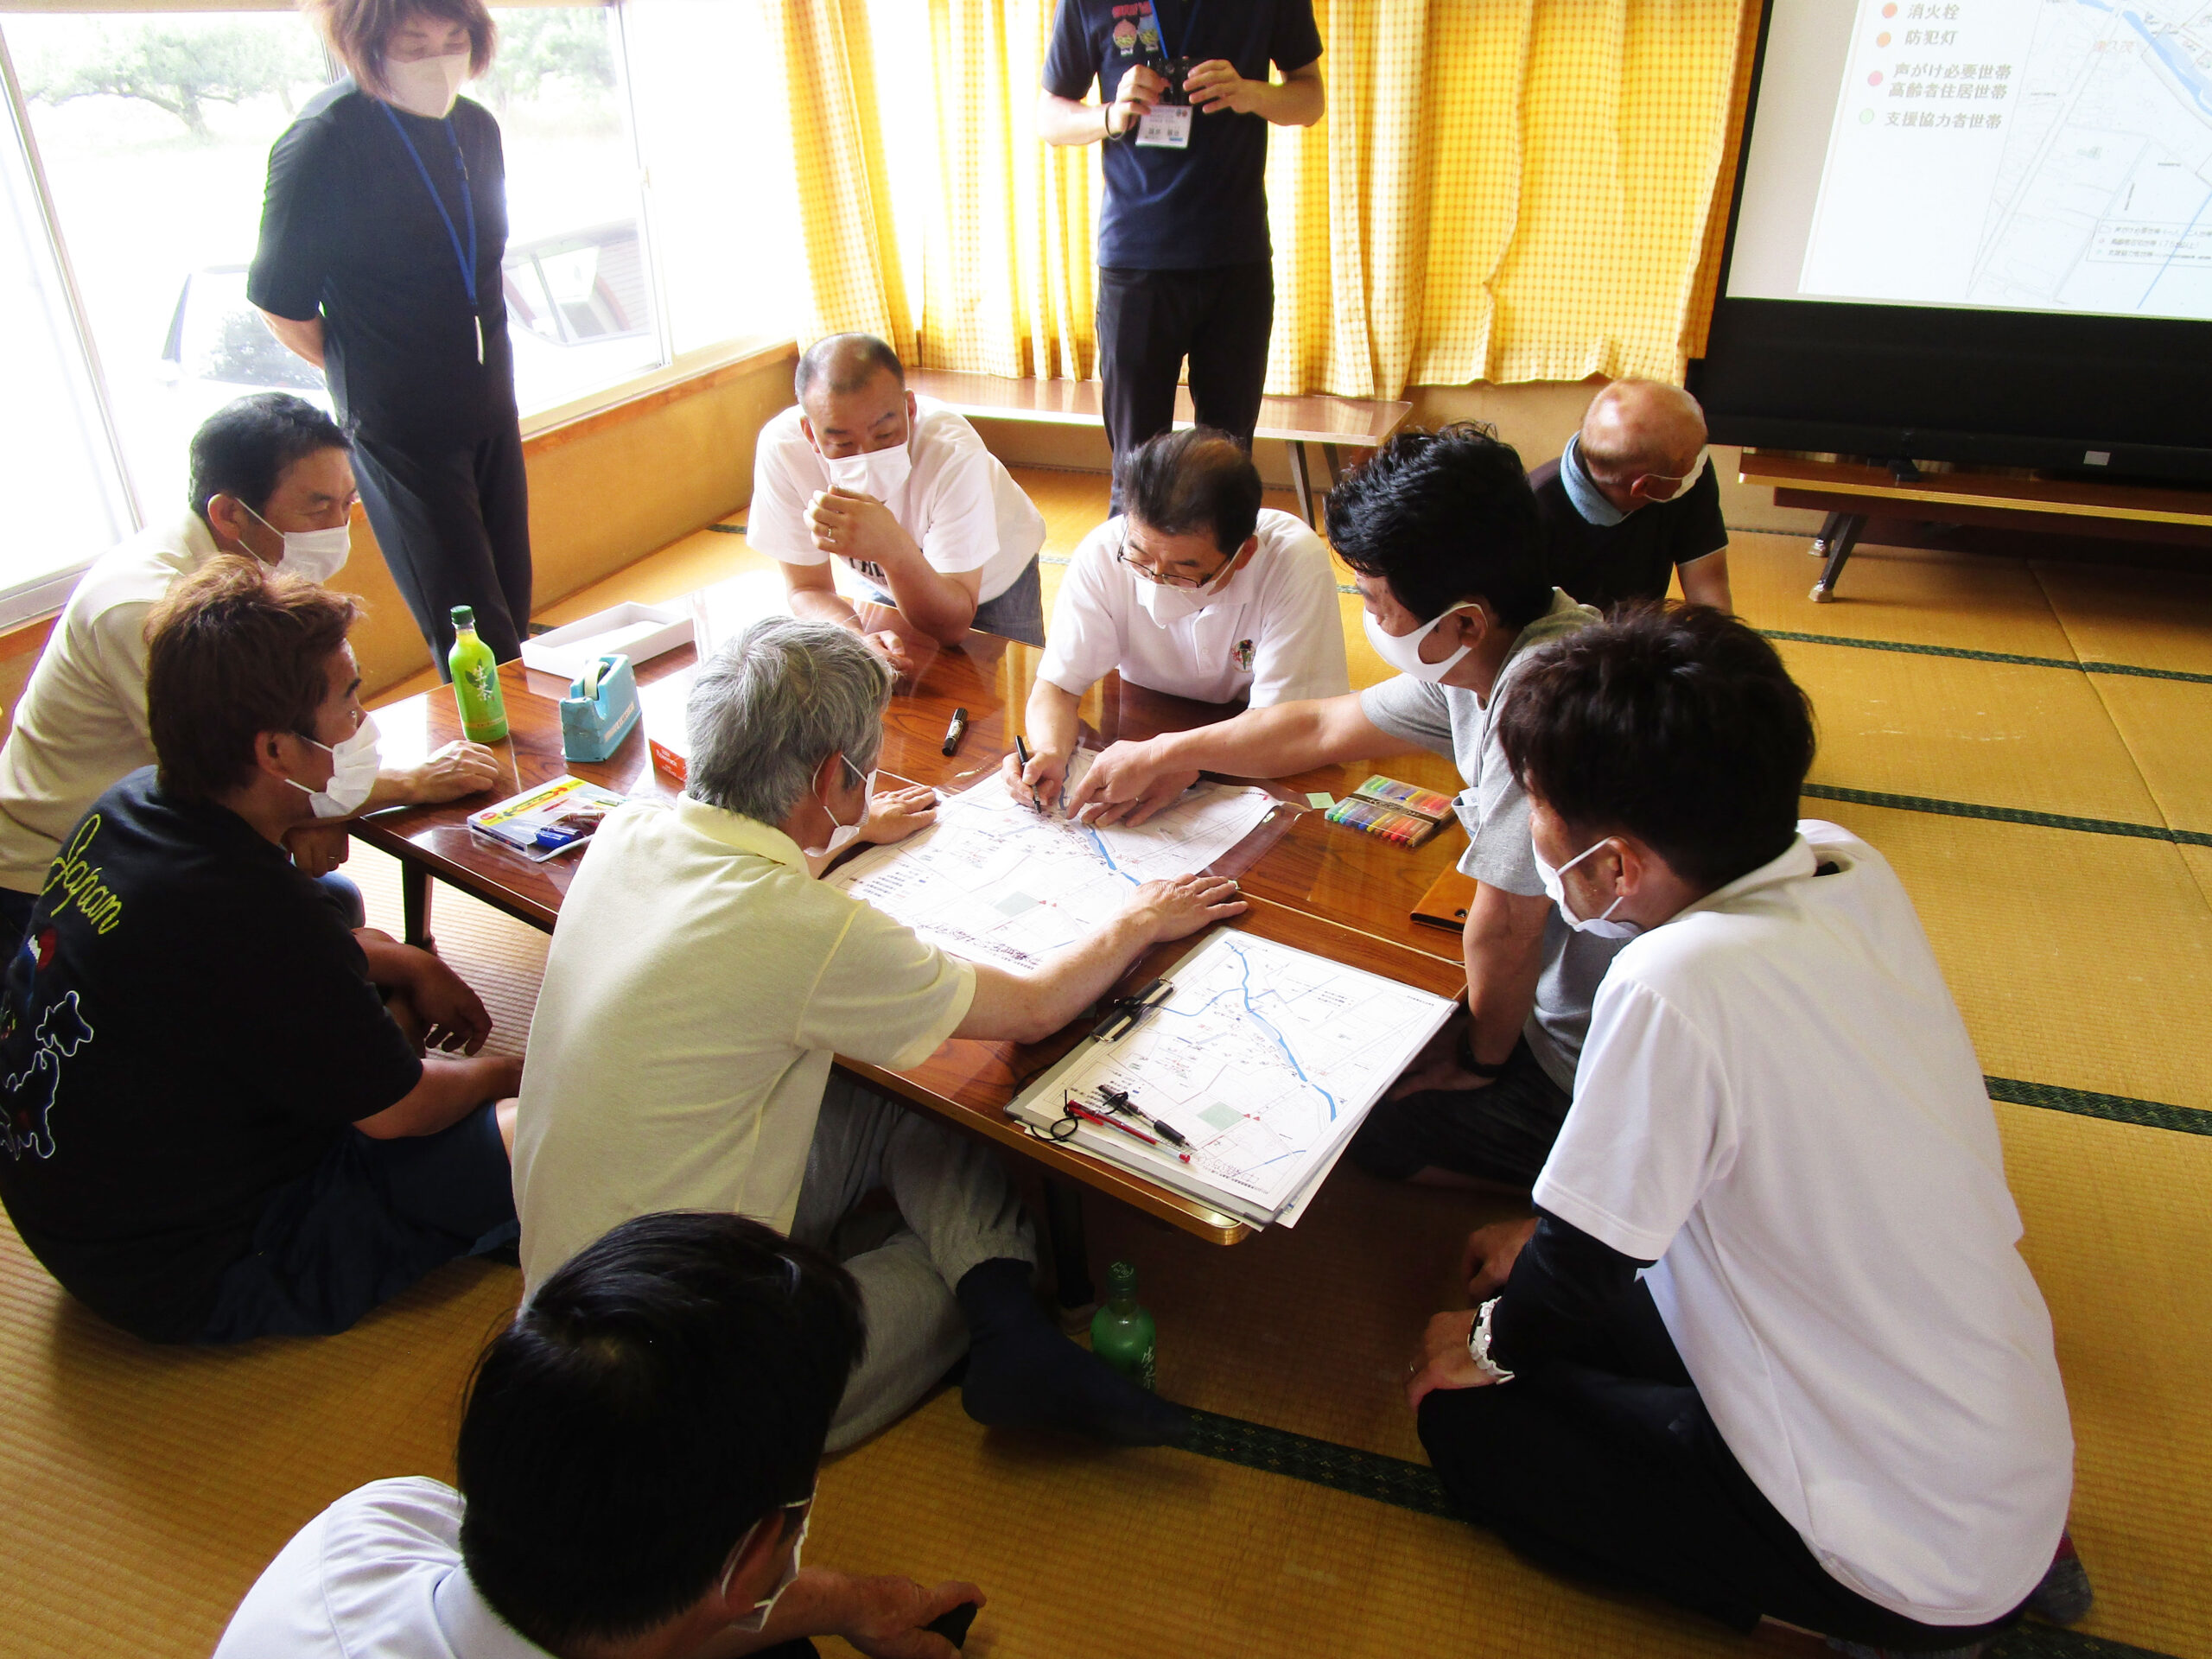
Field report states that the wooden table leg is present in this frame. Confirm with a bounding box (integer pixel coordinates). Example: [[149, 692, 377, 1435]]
[[1811, 512, 1868, 604], [401, 862, 433, 948], [1285, 440, 1317, 528], [1043, 1175, 1095, 1314], [1320, 442, 1344, 495]]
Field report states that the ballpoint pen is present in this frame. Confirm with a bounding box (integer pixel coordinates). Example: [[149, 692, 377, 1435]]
[[1098, 1083, 1192, 1148], [1065, 1100, 1190, 1162]]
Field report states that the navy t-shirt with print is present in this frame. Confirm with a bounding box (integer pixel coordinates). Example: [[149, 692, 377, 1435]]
[[1043, 0, 1322, 270], [1528, 457, 1730, 611], [0, 769, 422, 1342]]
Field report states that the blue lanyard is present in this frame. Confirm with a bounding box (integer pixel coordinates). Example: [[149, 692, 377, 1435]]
[[1152, 0, 1201, 64], [380, 102, 478, 318]]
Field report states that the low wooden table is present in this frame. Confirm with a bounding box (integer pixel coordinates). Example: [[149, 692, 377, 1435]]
[[359, 596, 1466, 1262], [907, 368, 1412, 530], [1738, 448, 2212, 601]]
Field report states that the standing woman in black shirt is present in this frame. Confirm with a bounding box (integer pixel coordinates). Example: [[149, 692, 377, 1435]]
[[251, 0, 530, 671]]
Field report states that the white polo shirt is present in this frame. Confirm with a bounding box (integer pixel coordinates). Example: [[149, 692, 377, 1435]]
[[213, 1478, 546, 1658], [0, 512, 223, 894], [1039, 509, 1350, 707], [749, 397, 1046, 607], [1534, 821, 2073, 1625], [512, 797, 976, 1292]]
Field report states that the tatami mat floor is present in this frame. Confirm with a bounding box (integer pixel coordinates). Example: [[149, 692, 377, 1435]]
[[2, 473, 2208, 1658]]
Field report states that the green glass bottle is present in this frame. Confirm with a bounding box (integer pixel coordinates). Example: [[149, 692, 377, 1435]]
[[1089, 1260, 1157, 1390], [448, 605, 509, 742]]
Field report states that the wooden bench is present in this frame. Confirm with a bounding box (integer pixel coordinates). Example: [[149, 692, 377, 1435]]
[[1739, 449, 2212, 602], [906, 368, 1411, 529]]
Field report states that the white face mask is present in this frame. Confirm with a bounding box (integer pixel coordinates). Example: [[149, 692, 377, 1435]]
[[802, 754, 874, 860], [287, 714, 381, 820], [822, 439, 912, 502], [384, 49, 471, 119], [244, 502, 351, 584], [1134, 570, 1224, 625], [1533, 834, 1642, 939], [721, 1501, 811, 1634], [1363, 605, 1478, 683]]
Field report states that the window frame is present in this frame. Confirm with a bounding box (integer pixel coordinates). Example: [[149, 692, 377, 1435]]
[[0, 22, 143, 626], [0, 0, 772, 632]]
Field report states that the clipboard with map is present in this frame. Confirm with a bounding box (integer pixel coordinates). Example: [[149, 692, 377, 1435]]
[[1005, 930, 1455, 1229]]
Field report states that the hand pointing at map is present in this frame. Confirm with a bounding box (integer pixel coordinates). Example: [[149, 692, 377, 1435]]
[[1065, 739, 1198, 828]]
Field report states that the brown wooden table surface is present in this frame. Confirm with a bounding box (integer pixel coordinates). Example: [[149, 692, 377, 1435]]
[[360, 590, 1467, 1243]]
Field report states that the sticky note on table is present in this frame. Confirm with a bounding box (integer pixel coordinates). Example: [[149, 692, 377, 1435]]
[[1306, 791, 1334, 810]]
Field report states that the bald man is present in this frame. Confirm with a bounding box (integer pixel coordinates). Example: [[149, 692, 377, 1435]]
[[1529, 380, 1732, 613], [748, 334, 1049, 663]]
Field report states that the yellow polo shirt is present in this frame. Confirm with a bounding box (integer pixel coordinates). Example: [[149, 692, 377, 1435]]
[[512, 797, 976, 1291], [0, 513, 221, 894]]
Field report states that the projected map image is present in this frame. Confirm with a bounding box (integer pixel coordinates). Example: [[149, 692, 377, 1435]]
[[1972, 1, 2212, 314], [1797, 0, 2212, 321]]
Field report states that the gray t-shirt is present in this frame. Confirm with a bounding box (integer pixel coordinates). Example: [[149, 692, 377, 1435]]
[[1358, 589, 1624, 1090]]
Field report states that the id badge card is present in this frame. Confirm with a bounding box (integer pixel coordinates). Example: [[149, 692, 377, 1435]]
[[1135, 104, 1193, 149]]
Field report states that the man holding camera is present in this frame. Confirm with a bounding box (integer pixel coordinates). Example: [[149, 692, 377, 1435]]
[[1038, 1, 1324, 493]]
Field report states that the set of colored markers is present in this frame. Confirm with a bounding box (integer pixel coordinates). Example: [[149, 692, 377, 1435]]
[[1322, 774, 1458, 849]]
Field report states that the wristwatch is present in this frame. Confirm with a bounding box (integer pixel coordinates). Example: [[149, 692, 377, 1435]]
[[1456, 1026, 1509, 1079], [1467, 1296, 1516, 1384]]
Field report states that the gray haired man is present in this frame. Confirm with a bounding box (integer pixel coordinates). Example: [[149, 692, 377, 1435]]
[[512, 618, 1245, 1447]]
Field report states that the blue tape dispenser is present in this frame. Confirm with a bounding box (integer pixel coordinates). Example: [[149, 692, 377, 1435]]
[[559, 652, 641, 764]]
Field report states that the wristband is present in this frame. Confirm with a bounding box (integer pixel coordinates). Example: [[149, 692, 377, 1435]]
[[1467, 1296, 1516, 1384], [1456, 1027, 1509, 1079]]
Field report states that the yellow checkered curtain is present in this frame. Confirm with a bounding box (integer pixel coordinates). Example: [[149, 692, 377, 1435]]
[[1273, 0, 1750, 396], [776, 0, 1751, 394], [766, 0, 916, 357], [1265, 0, 1534, 399], [1481, 0, 1751, 384], [1681, 0, 1765, 362], [918, 0, 1099, 379]]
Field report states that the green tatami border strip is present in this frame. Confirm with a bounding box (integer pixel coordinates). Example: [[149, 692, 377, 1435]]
[[1182, 1406, 1454, 1516], [1985, 1077, 2212, 1136], [709, 522, 747, 535], [1179, 1408, 2170, 1659], [1763, 628, 2212, 687], [1987, 1630, 2177, 1659], [1799, 783, 2212, 849]]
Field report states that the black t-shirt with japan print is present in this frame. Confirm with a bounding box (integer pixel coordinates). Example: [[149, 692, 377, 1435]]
[[0, 768, 421, 1341]]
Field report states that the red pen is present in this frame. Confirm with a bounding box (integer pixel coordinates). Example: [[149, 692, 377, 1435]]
[[1065, 1101, 1191, 1162]]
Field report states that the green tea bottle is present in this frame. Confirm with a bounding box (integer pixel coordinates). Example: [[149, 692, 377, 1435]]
[[448, 606, 509, 742], [1089, 1260, 1157, 1390]]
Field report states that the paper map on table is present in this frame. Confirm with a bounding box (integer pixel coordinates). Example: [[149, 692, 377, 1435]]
[[1008, 930, 1455, 1225], [827, 751, 1278, 969]]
